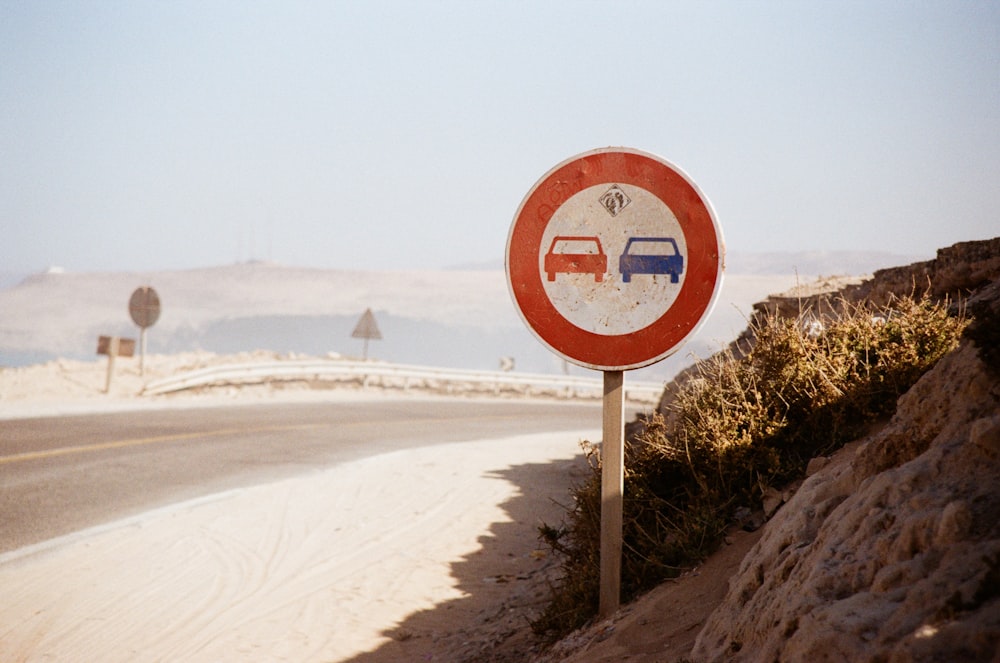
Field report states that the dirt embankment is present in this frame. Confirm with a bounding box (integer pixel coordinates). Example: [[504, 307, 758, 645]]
[[542, 237, 1000, 662]]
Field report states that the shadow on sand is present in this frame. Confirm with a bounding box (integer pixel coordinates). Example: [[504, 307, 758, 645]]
[[343, 450, 593, 663]]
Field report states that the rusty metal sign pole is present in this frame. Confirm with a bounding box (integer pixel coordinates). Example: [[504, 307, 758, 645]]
[[600, 369, 625, 618]]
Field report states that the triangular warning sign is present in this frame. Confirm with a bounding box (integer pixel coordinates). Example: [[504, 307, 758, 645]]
[[351, 308, 382, 340]]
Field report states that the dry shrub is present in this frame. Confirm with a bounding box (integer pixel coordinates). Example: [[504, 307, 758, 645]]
[[533, 294, 966, 640]]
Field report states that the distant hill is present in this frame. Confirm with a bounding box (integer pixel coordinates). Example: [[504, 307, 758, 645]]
[[0, 251, 917, 379]]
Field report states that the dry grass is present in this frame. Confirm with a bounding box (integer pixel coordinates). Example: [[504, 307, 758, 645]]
[[533, 294, 967, 639]]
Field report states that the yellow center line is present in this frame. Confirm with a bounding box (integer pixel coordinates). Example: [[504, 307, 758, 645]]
[[0, 424, 325, 466]]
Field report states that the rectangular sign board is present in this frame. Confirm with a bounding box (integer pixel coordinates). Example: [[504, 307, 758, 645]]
[[97, 335, 136, 358]]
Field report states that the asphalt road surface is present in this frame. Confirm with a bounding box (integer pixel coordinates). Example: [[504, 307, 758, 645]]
[[0, 398, 604, 554]]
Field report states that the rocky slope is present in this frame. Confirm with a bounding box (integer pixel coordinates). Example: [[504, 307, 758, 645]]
[[545, 238, 1000, 662], [693, 320, 999, 661]]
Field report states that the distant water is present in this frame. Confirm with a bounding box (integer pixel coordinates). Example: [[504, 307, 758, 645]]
[[0, 272, 29, 292], [0, 350, 67, 368]]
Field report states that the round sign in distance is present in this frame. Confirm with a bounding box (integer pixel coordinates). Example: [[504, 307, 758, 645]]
[[129, 286, 161, 329], [506, 147, 724, 371]]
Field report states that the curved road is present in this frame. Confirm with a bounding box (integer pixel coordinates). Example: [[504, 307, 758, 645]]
[[0, 398, 603, 554]]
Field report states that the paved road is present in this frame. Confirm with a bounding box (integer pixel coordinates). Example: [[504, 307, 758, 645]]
[[0, 398, 603, 553]]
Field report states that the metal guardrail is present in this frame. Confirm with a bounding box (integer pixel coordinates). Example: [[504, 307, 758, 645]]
[[142, 359, 665, 403]]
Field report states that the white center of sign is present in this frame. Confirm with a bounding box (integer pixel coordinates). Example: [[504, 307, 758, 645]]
[[539, 183, 688, 336]]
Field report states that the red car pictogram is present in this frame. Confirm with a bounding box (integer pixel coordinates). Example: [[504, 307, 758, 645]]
[[544, 236, 607, 282]]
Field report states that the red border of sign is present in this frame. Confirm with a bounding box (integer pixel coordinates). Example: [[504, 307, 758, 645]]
[[506, 148, 725, 371]]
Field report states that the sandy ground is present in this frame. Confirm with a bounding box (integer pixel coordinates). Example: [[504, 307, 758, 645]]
[[1, 354, 772, 662], [0, 355, 600, 662], [0, 430, 596, 662]]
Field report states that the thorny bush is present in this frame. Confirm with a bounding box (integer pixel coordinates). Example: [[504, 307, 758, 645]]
[[533, 295, 967, 639]]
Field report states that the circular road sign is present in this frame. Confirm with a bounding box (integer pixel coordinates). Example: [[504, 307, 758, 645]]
[[506, 147, 724, 371], [129, 286, 161, 329]]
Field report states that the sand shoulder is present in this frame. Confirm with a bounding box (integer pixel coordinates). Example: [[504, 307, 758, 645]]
[[0, 428, 597, 662]]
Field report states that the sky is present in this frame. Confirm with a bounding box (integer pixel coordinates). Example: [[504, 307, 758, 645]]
[[1, 0, 998, 274]]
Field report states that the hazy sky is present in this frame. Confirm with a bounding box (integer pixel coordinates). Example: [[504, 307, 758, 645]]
[[2, 1, 998, 273]]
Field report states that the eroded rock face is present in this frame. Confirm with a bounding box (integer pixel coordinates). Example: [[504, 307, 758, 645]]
[[691, 340, 1000, 662]]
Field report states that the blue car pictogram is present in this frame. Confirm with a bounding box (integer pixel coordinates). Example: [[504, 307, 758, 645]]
[[619, 237, 684, 283]]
